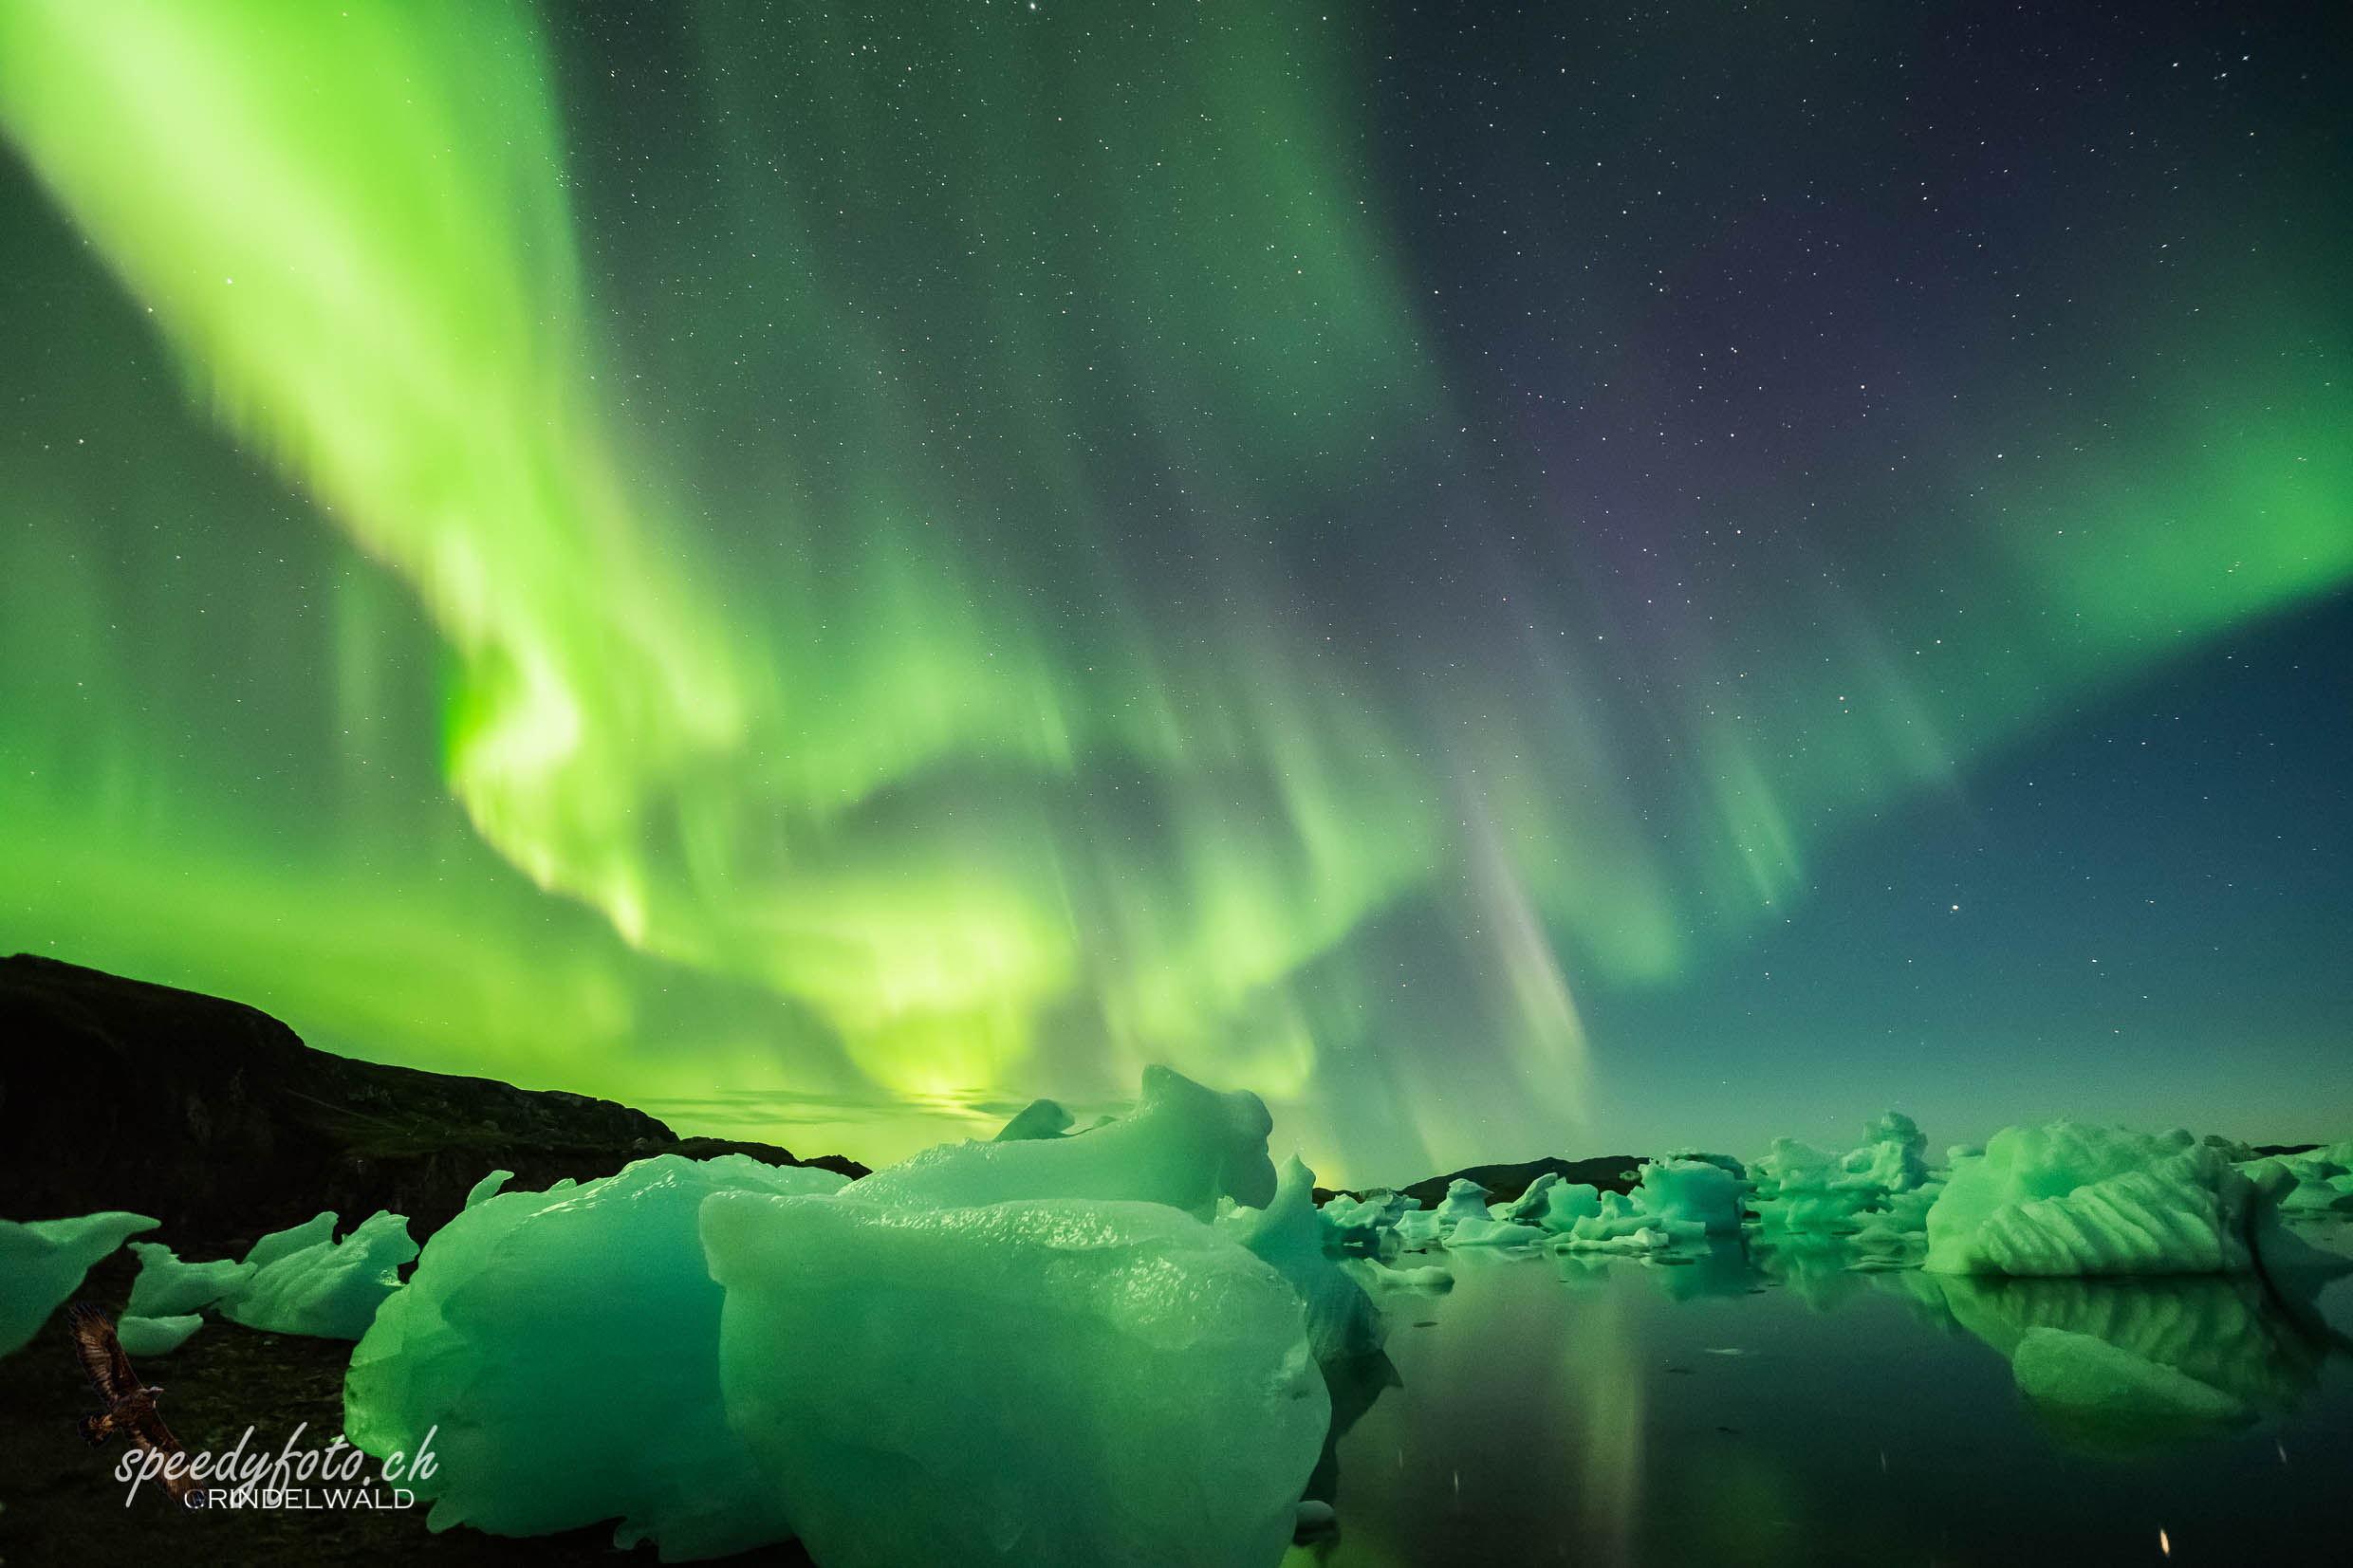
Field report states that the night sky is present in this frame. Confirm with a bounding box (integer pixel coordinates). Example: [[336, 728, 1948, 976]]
[[1, 0, 2345, 1182]]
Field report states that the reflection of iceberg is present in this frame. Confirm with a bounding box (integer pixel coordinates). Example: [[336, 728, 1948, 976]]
[[1924, 1270, 2343, 1455]]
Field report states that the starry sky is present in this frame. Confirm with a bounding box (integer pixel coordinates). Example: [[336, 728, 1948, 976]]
[[1, 0, 2345, 1182]]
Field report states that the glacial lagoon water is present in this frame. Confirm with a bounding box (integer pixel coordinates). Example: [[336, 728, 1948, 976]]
[[1287, 1220, 2353, 1567]]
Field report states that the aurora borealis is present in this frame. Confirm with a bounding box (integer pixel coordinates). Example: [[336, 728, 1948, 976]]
[[1, 0, 2345, 1180]]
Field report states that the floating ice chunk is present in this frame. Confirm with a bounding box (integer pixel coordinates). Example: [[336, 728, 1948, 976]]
[[1444, 1216, 1547, 1248], [1636, 1158, 1745, 1235], [224, 1209, 417, 1339], [1228, 1157, 1385, 1361], [1493, 1172, 1562, 1224], [2010, 1326, 2251, 1430], [1571, 1190, 1661, 1244], [2260, 1155, 2353, 1212], [1432, 1178, 1491, 1236], [1842, 1111, 1933, 1194], [1393, 1209, 1444, 1248], [245, 1210, 337, 1269], [1362, 1262, 1454, 1290], [346, 1154, 840, 1559], [1924, 1120, 2258, 1276], [116, 1313, 203, 1357], [463, 1169, 514, 1209], [1318, 1191, 1409, 1254], [849, 1066, 1277, 1219], [1532, 1182, 1603, 1234], [1750, 1139, 1872, 1232], [0, 1210, 157, 1356], [700, 1190, 1327, 1568], [125, 1241, 253, 1318], [1881, 1180, 1945, 1232]]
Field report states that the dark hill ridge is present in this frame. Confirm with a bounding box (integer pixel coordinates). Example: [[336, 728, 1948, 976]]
[[0, 953, 864, 1250], [1310, 1154, 1647, 1210]]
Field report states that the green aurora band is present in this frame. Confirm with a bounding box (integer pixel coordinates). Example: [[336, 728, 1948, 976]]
[[1, 1, 2345, 1176]]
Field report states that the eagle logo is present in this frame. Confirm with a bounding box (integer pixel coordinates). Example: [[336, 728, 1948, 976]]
[[66, 1302, 199, 1508]]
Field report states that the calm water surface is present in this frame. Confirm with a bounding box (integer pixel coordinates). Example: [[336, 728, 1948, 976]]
[[1287, 1220, 2353, 1567]]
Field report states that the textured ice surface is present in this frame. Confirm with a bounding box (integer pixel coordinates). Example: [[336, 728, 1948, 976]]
[[116, 1313, 203, 1356], [1531, 1181, 1603, 1233], [1750, 1115, 1942, 1236], [1392, 1208, 1443, 1248], [1317, 1191, 1410, 1255], [1750, 1138, 1873, 1232], [1924, 1120, 2257, 1276], [0, 1210, 157, 1356], [224, 1208, 418, 1338], [346, 1154, 843, 1559], [1547, 1190, 1692, 1251], [850, 1066, 1277, 1218], [246, 1210, 338, 1269], [1842, 1111, 1933, 1193], [1432, 1178, 1492, 1236], [1492, 1171, 1561, 1224], [1635, 1158, 1745, 1234], [1226, 1156, 1384, 1361], [2249, 1153, 2353, 1212], [125, 1241, 254, 1318], [701, 1190, 1326, 1568]]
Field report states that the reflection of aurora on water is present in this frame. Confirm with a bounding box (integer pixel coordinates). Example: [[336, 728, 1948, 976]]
[[1, 0, 2348, 1176], [1306, 1225, 2353, 1563]]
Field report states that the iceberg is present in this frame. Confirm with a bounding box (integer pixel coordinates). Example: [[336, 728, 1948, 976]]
[[124, 1241, 253, 1319], [1924, 1120, 2259, 1276], [701, 1190, 1327, 1568], [1226, 1156, 1385, 1361], [2250, 1153, 2353, 1213], [1393, 1208, 1444, 1248], [116, 1313, 204, 1357], [346, 1153, 844, 1559], [1431, 1178, 1492, 1236], [223, 1208, 418, 1339], [1492, 1171, 1562, 1225], [1317, 1191, 1409, 1255], [1548, 1190, 1695, 1251], [462, 1169, 514, 1209], [1444, 1215, 1547, 1248], [1530, 1181, 1603, 1233], [849, 1066, 1277, 1218], [1749, 1138, 1873, 1232], [1360, 1261, 1454, 1291], [247, 1210, 338, 1269], [1634, 1158, 1746, 1235], [0, 1210, 157, 1356], [1841, 1111, 1933, 1194]]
